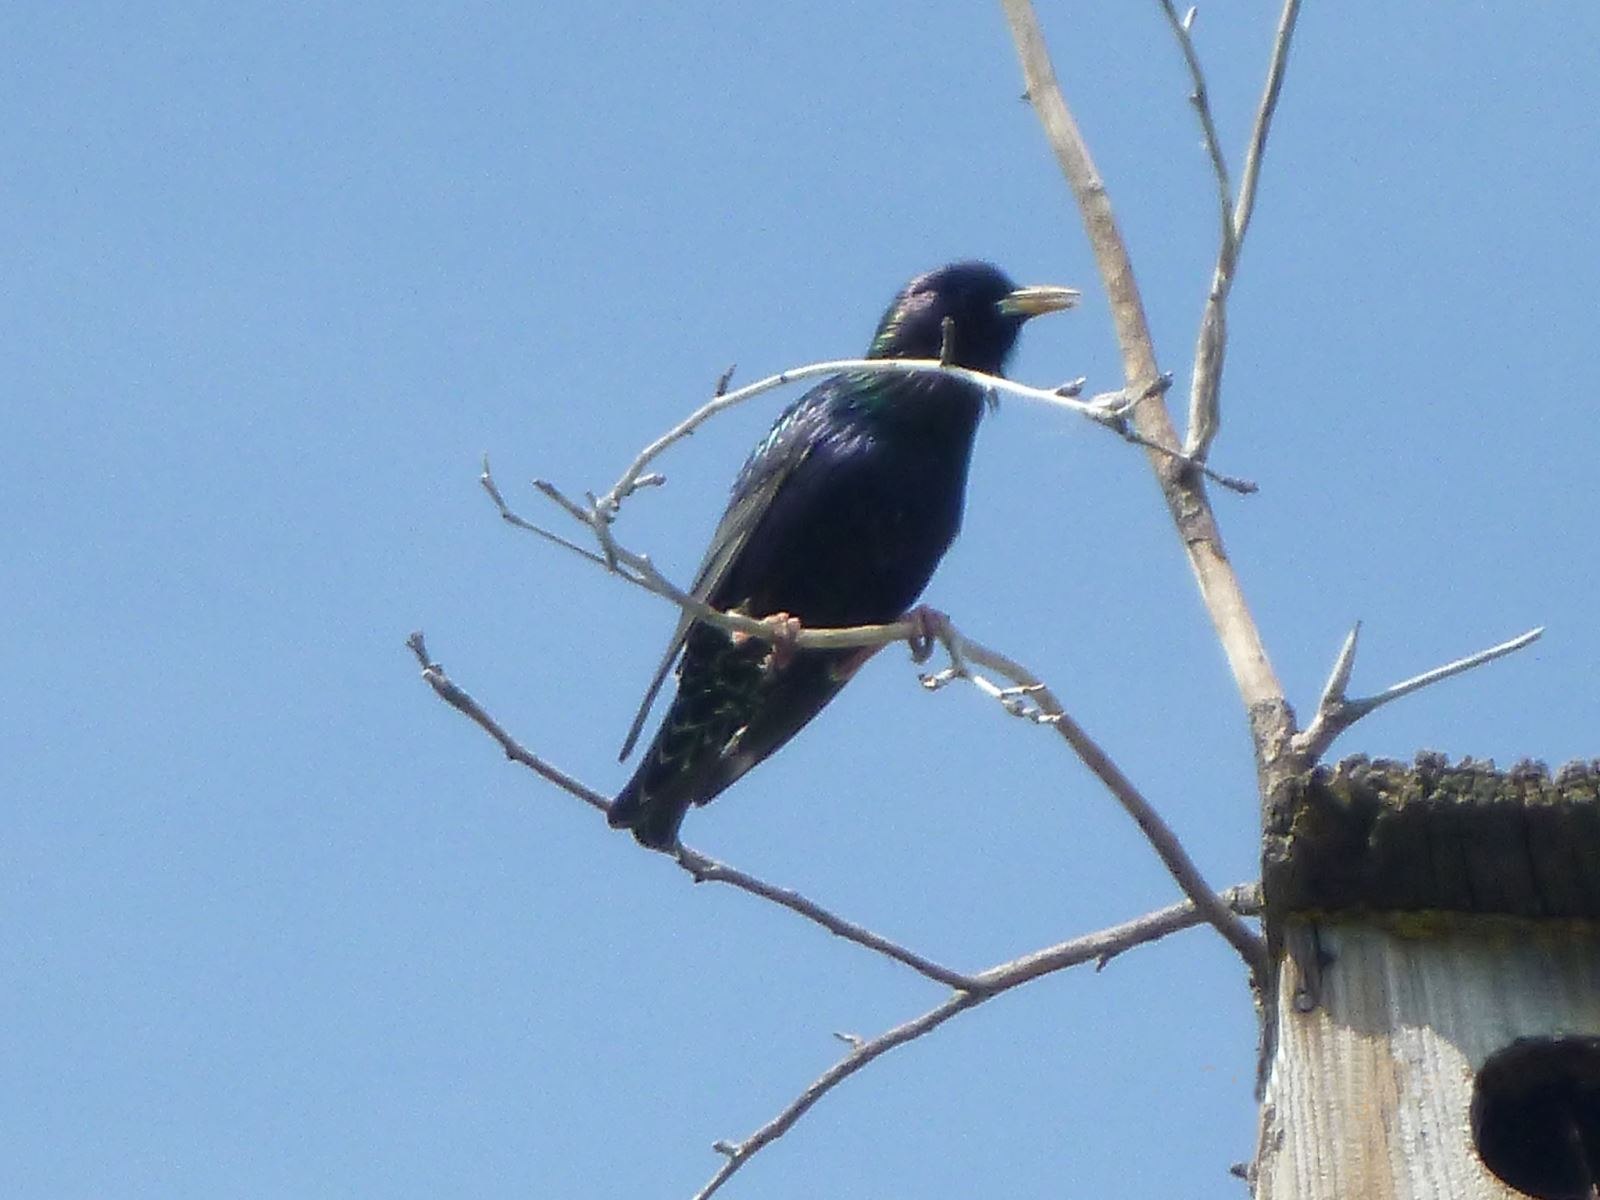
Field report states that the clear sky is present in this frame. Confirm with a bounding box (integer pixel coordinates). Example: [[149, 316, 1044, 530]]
[[6, 4, 1599, 1197]]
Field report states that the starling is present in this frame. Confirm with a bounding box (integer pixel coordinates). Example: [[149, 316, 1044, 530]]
[[609, 261, 1076, 849]]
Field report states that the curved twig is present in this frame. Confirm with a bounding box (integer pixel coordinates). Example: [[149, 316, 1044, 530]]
[[597, 355, 1122, 521], [693, 883, 1262, 1199]]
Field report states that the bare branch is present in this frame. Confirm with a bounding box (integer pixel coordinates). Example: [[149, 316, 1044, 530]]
[[484, 471, 1268, 979], [1073, 375, 1256, 492], [595, 353, 1116, 522], [1124, 426, 1258, 494], [490, 463, 929, 655], [478, 458, 613, 568], [406, 631, 979, 990], [934, 621, 1268, 979], [693, 994, 980, 1200], [1234, 0, 1303, 251], [1000, 0, 1290, 748], [1170, 0, 1303, 462], [1292, 626, 1545, 761], [975, 882, 1261, 987], [1157, 0, 1236, 260], [1314, 621, 1363, 717], [411, 623, 1267, 1114], [407, 630, 612, 814], [693, 883, 1262, 1199], [1157, 0, 1234, 465], [675, 847, 987, 992]]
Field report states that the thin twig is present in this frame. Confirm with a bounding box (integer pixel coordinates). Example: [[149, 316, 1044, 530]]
[[693, 994, 980, 1200], [1234, 0, 1302, 251], [1094, 374, 1257, 493], [1292, 625, 1545, 761], [675, 847, 987, 992], [1072, 376, 1256, 491], [1157, 0, 1234, 465], [1168, 0, 1302, 462], [693, 883, 1262, 1199], [598, 355, 1121, 520], [406, 631, 980, 990], [497, 460, 926, 652], [479, 460, 613, 567], [1158, 0, 1235, 261], [407, 631, 611, 813], [1314, 621, 1364, 717]]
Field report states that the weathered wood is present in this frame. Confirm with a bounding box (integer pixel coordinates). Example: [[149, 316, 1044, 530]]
[[1258, 757, 1600, 1199], [1256, 918, 1600, 1200], [1265, 755, 1600, 921]]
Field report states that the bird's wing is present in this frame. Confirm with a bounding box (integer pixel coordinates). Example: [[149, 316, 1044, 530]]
[[617, 395, 825, 760]]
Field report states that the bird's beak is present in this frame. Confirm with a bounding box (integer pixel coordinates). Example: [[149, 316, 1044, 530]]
[[996, 284, 1080, 319]]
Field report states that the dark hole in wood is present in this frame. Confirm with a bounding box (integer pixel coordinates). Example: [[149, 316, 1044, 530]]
[[1472, 1036, 1600, 1200]]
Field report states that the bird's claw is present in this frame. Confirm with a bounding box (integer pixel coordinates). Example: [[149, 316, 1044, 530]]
[[742, 611, 802, 671], [904, 605, 950, 664]]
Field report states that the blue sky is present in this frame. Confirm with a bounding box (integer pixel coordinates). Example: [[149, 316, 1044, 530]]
[[5, 4, 1598, 1197]]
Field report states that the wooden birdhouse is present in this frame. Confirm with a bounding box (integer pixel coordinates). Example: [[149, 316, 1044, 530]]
[[1253, 754, 1600, 1200]]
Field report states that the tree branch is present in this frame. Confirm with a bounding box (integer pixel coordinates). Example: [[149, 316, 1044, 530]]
[[1158, 2, 1236, 261], [924, 619, 1268, 980], [594, 353, 1134, 523], [409, 623, 1268, 1196], [482, 471, 1268, 982], [406, 631, 982, 991], [674, 846, 987, 992], [1233, 0, 1302, 253], [692, 882, 1262, 1199], [1171, 0, 1303, 461], [1291, 624, 1546, 761], [1000, 0, 1291, 759], [693, 992, 979, 1200]]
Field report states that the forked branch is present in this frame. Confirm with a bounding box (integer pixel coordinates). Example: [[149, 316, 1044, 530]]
[[1293, 623, 1546, 761], [407, 626, 1265, 1200], [480, 469, 1267, 981], [1157, 0, 1303, 460], [1001, 0, 1291, 753]]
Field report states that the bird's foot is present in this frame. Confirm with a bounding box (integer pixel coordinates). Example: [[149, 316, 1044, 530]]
[[904, 605, 951, 664], [737, 611, 803, 671]]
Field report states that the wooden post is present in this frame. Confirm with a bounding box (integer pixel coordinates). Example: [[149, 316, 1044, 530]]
[[1255, 755, 1600, 1200]]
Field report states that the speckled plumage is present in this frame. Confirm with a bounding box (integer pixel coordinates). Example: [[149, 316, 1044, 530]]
[[608, 261, 1073, 849]]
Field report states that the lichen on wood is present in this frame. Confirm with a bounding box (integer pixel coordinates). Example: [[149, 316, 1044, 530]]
[[1264, 752, 1600, 921]]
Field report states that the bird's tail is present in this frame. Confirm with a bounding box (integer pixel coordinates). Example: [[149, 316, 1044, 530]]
[[607, 766, 692, 852]]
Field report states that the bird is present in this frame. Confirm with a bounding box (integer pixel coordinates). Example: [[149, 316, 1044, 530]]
[[608, 261, 1077, 850]]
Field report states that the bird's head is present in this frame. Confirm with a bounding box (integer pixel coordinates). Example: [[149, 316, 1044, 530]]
[[867, 261, 1078, 375]]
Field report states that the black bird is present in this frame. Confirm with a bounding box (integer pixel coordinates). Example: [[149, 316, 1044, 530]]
[[608, 261, 1077, 849]]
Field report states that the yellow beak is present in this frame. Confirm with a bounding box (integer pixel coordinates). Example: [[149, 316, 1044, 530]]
[[996, 284, 1081, 319]]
